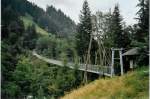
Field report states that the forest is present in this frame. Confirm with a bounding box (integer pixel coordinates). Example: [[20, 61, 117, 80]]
[[1, 0, 149, 99]]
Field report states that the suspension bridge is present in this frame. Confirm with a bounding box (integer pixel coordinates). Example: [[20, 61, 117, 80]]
[[32, 51, 112, 77], [32, 16, 124, 78]]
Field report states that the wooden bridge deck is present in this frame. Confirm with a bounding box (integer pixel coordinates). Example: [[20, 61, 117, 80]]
[[32, 51, 111, 77]]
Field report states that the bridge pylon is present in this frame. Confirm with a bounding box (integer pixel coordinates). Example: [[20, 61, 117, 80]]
[[111, 48, 124, 77]]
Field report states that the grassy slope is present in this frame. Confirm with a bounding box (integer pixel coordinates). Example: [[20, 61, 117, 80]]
[[62, 67, 149, 99], [20, 16, 49, 36]]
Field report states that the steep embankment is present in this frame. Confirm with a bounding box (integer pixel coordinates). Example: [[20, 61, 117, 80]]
[[62, 67, 149, 99], [20, 15, 50, 36]]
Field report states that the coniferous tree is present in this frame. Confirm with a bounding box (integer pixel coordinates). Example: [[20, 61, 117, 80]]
[[111, 4, 129, 48], [134, 0, 149, 66], [136, 0, 149, 42], [111, 5, 123, 48], [2, 4, 25, 98], [2, 0, 81, 98], [76, 0, 92, 59]]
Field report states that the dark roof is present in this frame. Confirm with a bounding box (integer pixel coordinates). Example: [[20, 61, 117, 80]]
[[122, 47, 139, 56]]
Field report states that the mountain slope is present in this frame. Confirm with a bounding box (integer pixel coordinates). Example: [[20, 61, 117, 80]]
[[2, 0, 76, 37], [62, 67, 149, 99], [21, 16, 49, 36]]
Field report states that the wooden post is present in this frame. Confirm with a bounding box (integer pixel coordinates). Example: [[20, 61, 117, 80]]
[[83, 34, 93, 84], [111, 49, 115, 77], [83, 55, 87, 84], [119, 49, 123, 75]]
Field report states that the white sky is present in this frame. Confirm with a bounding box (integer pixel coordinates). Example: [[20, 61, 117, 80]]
[[27, 0, 139, 25]]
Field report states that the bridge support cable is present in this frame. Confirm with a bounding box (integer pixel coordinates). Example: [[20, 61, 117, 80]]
[[91, 17, 112, 77], [32, 51, 112, 77]]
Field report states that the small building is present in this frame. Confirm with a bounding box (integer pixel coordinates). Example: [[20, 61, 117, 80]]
[[122, 47, 139, 70]]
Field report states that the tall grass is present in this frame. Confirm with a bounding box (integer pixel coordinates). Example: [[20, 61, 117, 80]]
[[61, 66, 149, 99]]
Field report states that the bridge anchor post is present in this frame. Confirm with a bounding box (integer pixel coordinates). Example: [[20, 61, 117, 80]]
[[111, 48, 124, 77], [111, 49, 115, 77]]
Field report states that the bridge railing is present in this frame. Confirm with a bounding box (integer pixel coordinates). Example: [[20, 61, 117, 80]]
[[78, 64, 111, 74], [91, 65, 111, 74], [33, 51, 112, 76]]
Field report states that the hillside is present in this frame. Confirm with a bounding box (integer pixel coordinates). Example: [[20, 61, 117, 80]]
[[20, 16, 49, 36], [2, 0, 148, 98], [2, 0, 76, 37], [62, 67, 149, 99]]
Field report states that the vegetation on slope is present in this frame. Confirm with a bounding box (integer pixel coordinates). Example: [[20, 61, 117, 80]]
[[2, 0, 76, 37], [62, 67, 149, 99], [2, 0, 148, 98], [12, 53, 83, 98], [21, 16, 49, 36]]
